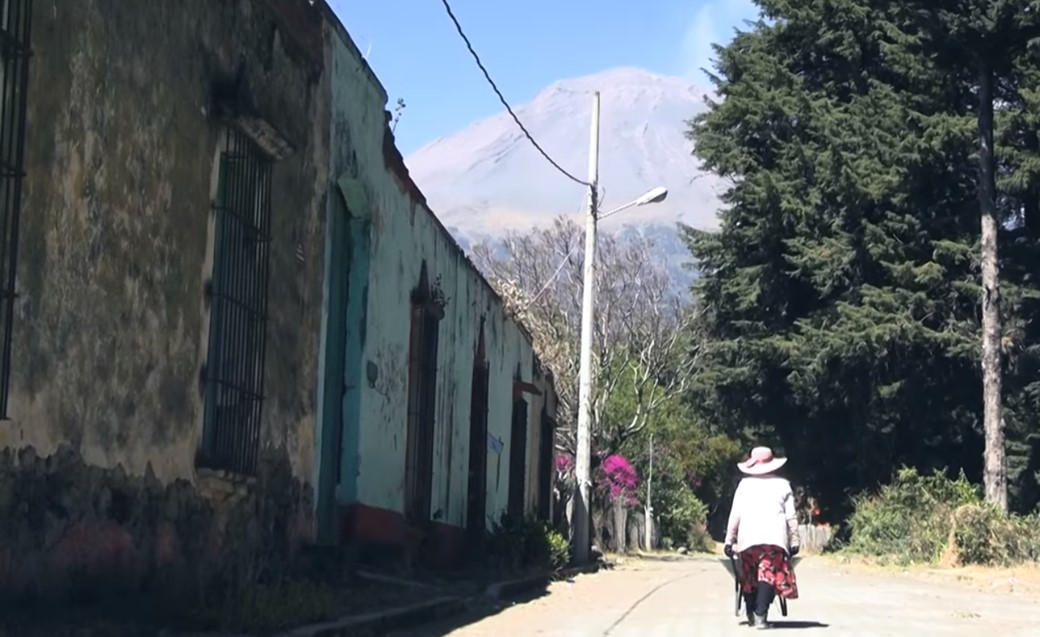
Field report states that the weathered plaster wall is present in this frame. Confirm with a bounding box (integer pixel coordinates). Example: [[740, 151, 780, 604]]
[[11, 0, 327, 484], [326, 29, 553, 533], [0, 0, 329, 600]]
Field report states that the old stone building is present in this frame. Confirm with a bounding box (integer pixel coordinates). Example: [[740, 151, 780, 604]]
[[0, 0, 556, 605], [0, 0, 331, 603]]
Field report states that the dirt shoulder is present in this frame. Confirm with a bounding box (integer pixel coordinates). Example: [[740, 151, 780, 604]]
[[820, 553, 1040, 599], [628, 545, 1040, 600]]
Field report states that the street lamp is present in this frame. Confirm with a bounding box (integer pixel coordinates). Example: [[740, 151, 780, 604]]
[[600, 186, 669, 220], [571, 90, 668, 565]]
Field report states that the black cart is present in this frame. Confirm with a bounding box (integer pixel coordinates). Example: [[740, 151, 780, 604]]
[[722, 554, 801, 622]]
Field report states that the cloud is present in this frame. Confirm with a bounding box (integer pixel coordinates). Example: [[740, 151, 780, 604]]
[[681, 0, 760, 83]]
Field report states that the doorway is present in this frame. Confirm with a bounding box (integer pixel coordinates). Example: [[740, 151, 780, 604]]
[[466, 322, 490, 545], [508, 395, 529, 518]]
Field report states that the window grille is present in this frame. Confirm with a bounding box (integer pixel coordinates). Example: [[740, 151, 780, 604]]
[[405, 263, 440, 522], [466, 325, 489, 540], [199, 128, 273, 475], [0, 0, 32, 419], [537, 408, 554, 521], [508, 397, 529, 517]]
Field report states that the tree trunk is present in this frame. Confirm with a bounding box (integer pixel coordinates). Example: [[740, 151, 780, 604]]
[[978, 59, 1008, 512], [592, 506, 608, 552], [627, 509, 645, 552], [564, 492, 575, 538], [613, 499, 627, 553]]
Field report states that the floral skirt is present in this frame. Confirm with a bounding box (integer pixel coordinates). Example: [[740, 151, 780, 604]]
[[738, 544, 799, 600]]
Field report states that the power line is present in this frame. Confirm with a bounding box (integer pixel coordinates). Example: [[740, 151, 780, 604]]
[[521, 187, 605, 309], [438, 0, 592, 187], [524, 241, 581, 309]]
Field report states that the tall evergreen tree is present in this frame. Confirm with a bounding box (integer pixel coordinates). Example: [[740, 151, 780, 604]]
[[685, 0, 1040, 516], [908, 0, 1040, 510], [683, 0, 1001, 516], [915, 0, 1040, 510]]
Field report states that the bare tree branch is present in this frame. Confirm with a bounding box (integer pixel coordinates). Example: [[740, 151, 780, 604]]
[[473, 217, 695, 456]]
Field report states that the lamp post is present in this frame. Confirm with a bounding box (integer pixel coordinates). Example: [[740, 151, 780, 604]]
[[571, 91, 668, 565], [646, 432, 654, 551]]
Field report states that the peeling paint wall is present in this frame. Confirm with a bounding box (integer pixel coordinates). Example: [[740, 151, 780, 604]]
[[0, 0, 330, 599], [10, 0, 328, 483], [325, 26, 556, 533]]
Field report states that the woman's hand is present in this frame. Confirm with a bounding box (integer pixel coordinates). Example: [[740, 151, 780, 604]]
[[789, 545, 800, 557], [724, 544, 735, 558]]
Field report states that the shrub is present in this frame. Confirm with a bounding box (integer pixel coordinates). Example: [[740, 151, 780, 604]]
[[485, 512, 571, 572], [846, 466, 1040, 566], [546, 527, 571, 570], [947, 505, 1040, 566], [846, 467, 978, 563], [663, 487, 712, 552]]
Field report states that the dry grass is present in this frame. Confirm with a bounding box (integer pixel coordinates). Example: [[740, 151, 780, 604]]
[[824, 553, 1040, 599]]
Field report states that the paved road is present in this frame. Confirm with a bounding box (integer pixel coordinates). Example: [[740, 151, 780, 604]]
[[391, 556, 1040, 636]]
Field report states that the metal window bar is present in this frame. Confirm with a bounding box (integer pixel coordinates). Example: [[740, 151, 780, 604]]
[[0, 0, 32, 419], [201, 129, 273, 475], [404, 300, 439, 522], [416, 310, 439, 517], [403, 308, 436, 522], [404, 304, 423, 518], [508, 397, 528, 517]]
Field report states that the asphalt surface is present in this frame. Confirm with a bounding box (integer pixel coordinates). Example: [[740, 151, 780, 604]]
[[388, 555, 1040, 636]]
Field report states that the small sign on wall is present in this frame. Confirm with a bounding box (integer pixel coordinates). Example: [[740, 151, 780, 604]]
[[487, 433, 503, 454]]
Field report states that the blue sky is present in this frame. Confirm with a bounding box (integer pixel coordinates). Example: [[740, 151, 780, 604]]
[[329, 0, 759, 156]]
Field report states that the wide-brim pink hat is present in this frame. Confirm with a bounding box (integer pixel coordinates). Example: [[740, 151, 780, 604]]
[[737, 446, 788, 475]]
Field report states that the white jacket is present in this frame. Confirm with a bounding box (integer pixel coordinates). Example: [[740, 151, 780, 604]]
[[724, 476, 800, 552]]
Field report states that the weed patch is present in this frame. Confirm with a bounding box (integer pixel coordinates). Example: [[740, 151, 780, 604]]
[[845, 467, 1040, 566], [486, 513, 570, 573]]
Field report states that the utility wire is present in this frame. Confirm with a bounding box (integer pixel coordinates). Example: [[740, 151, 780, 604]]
[[438, 0, 592, 187], [524, 241, 581, 309], [521, 186, 606, 309]]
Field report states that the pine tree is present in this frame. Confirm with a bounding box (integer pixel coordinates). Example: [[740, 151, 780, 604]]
[[684, 0, 989, 515], [685, 0, 1040, 516], [909, 0, 1040, 511]]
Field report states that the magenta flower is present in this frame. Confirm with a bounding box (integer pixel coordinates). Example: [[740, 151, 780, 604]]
[[555, 454, 575, 474], [595, 454, 640, 505]]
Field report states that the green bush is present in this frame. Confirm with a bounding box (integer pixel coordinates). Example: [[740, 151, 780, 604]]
[[546, 527, 571, 570], [486, 513, 571, 572], [949, 505, 1040, 565], [662, 487, 712, 552], [846, 467, 1040, 566]]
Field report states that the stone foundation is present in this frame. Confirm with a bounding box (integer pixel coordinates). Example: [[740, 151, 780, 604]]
[[0, 444, 314, 606]]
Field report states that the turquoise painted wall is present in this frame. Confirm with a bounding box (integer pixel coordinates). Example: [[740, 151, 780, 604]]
[[336, 176, 370, 507], [314, 185, 349, 544], [325, 27, 556, 531]]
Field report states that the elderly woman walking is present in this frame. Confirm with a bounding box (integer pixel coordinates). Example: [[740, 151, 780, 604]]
[[724, 446, 800, 629]]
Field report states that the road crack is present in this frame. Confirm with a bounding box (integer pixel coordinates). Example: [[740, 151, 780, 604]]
[[602, 572, 695, 635]]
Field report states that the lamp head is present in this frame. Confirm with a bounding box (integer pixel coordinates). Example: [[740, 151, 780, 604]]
[[636, 186, 668, 206]]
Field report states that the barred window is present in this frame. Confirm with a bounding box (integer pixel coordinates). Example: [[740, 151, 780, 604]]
[[0, 0, 33, 418], [508, 395, 528, 517], [404, 262, 441, 522], [199, 129, 273, 475]]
